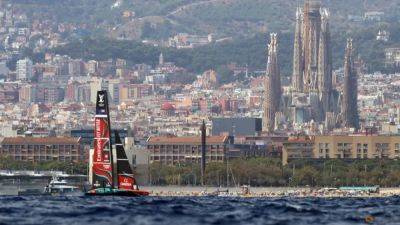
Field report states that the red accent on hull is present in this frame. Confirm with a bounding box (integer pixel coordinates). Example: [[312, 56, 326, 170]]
[[118, 175, 135, 190]]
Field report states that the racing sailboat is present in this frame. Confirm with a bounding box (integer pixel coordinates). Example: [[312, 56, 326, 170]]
[[86, 90, 149, 196]]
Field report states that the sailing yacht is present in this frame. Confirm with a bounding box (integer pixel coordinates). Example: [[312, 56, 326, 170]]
[[86, 90, 149, 197]]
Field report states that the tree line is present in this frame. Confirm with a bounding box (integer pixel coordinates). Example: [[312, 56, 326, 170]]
[[0, 157, 87, 175], [149, 158, 400, 187], [1, 156, 400, 187]]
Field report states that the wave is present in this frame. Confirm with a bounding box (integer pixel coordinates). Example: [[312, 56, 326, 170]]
[[0, 196, 400, 225]]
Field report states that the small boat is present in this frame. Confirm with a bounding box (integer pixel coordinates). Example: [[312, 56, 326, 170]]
[[44, 176, 82, 196], [0, 170, 14, 176], [207, 188, 230, 197], [86, 90, 149, 197]]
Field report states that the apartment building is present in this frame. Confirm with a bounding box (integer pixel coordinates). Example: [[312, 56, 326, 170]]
[[282, 135, 400, 165], [282, 136, 314, 165], [147, 136, 229, 165], [0, 137, 86, 162], [314, 135, 400, 160]]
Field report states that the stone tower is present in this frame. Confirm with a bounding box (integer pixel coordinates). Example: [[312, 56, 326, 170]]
[[302, 0, 322, 92], [341, 39, 359, 129], [293, 7, 304, 92], [263, 33, 282, 133], [317, 9, 333, 116], [291, 0, 333, 121]]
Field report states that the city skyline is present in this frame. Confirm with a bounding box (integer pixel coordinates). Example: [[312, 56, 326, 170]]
[[0, 0, 395, 169]]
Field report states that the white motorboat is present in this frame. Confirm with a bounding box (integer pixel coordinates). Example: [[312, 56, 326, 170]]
[[43, 176, 82, 196]]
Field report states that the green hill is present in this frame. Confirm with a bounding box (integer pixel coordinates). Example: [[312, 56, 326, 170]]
[[11, 0, 400, 38]]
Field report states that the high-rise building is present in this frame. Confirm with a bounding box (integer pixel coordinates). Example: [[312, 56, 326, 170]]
[[86, 60, 98, 75], [19, 84, 37, 103], [159, 53, 164, 66], [341, 39, 360, 129], [16, 58, 33, 80], [68, 59, 84, 77], [397, 107, 400, 124], [107, 79, 120, 105], [89, 77, 107, 104], [263, 33, 282, 133], [35, 86, 64, 104]]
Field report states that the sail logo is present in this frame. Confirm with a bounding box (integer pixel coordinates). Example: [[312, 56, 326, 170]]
[[98, 94, 105, 103], [98, 93, 105, 108], [119, 176, 133, 189]]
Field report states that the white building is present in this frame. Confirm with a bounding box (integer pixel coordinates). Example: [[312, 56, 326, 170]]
[[16, 58, 33, 80], [89, 77, 107, 104]]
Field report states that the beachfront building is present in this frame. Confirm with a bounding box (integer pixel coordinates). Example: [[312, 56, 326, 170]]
[[314, 135, 400, 160], [282, 136, 314, 165], [0, 137, 86, 162], [282, 135, 400, 165], [146, 136, 229, 165]]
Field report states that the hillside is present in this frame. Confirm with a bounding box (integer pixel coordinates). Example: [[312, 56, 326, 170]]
[[11, 0, 400, 39], [50, 21, 400, 79], [107, 0, 400, 38]]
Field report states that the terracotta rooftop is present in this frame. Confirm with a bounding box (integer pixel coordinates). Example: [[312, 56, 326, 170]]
[[1, 137, 81, 145], [147, 136, 229, 144], [285, 136, 315, 143]]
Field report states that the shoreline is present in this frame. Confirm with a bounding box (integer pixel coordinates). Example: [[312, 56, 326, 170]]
[[141, 186, 400, 198]]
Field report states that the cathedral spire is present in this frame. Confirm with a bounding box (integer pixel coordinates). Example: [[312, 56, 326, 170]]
[[293, 7, 304, 92], [341, 38, 359, 129], [317, 11, 333, 118], [263, 33, 282, 133]]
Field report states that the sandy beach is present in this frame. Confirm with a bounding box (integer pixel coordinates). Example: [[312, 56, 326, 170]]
[[142, 186, 400, 197]]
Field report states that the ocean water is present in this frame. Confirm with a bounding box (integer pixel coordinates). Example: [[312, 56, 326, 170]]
[[0, 196, 400, 225]]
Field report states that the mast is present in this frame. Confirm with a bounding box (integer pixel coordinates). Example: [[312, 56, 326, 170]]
[[92, 90, 114, 189], [201, 120, 206, 186], [107, 91, 114, 189]]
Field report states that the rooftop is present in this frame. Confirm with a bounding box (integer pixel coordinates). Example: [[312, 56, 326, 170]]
[[1, 137, 81, 145], [147, 136, 229, 144]]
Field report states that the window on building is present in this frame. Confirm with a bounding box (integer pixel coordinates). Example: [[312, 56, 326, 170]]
[[395, 144, 400, 154]]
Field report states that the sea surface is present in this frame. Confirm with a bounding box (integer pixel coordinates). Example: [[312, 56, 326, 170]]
[[0, 196, 400, 225]]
